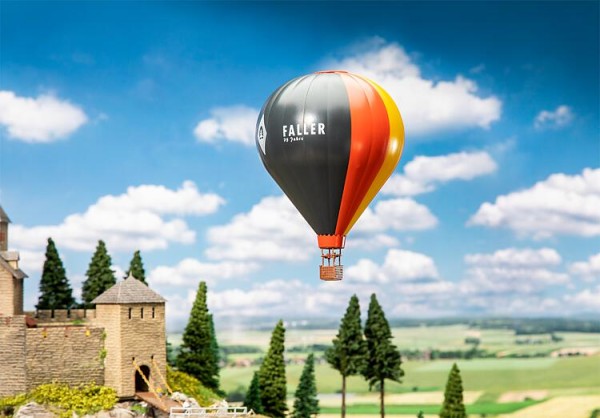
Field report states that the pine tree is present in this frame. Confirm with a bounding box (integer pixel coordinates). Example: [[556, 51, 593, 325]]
[[325, 295, 367, 418], [363, 294, 404, 418], [258, 320, 287, 418], [125, 250, 147, 284], [292, 353, 319, 418], [244, 371, 264, 414], [417, 411, 424, 418], [36, 238, 75, 310], [81, 240, 116, 307], [439, 363, 466, 418], [208, 313, 223, 395], [176, 281, 220, 392]]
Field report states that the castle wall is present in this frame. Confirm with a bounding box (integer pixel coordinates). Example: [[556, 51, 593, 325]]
[[0, 268, 15, 316], [0, 316, 27, 397], [33, 309, 96, 323], [25, 326, 105, 390]]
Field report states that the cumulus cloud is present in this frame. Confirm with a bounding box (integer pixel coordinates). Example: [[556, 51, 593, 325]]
[[353, 198, 438, 233], [205, 195, 436, 262], [534, 105, 574, 129], [469, 168, 600, 239], [346, 248, 440, 283], [194, 105, 258, 145], [0, 90, 88, 142], [15, 249, 45, 274], [569, 253, 600, 282], [148, 258, 260, 291], [383, 151, 497, 196], [461, 247, 569, 294], [564, 286, 600, 311], [326, 38, 502, 136], [464, 247, 562, 267], [205, 195, 314, 262], [12, 181, 225, 253]]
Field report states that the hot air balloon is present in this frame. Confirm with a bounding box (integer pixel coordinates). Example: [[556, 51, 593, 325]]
[[255, 70, 404, 281]]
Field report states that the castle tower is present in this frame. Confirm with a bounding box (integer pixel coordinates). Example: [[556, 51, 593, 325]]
[[91, 275, 167, 398], [0, 205, 28, 316]]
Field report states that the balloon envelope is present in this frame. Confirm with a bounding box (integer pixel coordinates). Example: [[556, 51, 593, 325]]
[[256, 70, 404, 250]]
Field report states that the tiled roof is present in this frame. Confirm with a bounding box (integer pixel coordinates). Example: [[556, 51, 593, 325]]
[[92, 274, 166, 304]]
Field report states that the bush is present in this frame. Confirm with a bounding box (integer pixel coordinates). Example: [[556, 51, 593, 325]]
[[30, 382, 116, 418], [167, 367, 221, 406], [0, 393, 28, 416]]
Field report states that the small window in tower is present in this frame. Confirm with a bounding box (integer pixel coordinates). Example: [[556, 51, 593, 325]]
[[141, 307, 144, 319], [128, 308, 132, 319], [152, 306, 155, 319]]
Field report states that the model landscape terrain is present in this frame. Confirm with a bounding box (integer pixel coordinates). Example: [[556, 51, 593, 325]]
[[1, 2, 599, 418]]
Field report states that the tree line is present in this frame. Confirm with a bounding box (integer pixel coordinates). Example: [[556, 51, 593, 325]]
[[35, 237, 147, 310], [176, 285, 468, 418]]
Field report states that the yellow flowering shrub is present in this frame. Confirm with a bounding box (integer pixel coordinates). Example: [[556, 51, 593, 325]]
[[30, 382, 116, 418], [166, 367, 220, 406]]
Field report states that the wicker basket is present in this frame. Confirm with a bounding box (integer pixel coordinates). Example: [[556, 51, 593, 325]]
[[320, 265, 343, 281]]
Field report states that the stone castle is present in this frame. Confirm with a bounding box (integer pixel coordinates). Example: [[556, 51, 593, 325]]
[[0, 206, 168, 399]]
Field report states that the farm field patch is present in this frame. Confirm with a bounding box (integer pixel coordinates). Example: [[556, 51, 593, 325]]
[[496, 395, 600, 418]]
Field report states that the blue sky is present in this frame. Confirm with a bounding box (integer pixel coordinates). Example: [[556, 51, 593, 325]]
[[1, 1, 598, 330]]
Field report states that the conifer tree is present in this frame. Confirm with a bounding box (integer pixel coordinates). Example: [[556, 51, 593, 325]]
[[176, 281, 220, 392], [81, 240, 116, 307], [209, 313, 223, 395], [363, 294, 403, 418], [325, 295, 367, 418], [36, 238, 75, 310], [292, 353, 319, 418], [439, 363, 466, 418], [125, 250, 147, 284], [417, 411, 424, 418], [244, 371, 264, 414], [258, 320, 287, 418]]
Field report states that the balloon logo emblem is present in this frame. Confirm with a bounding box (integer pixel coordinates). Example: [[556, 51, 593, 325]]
[[256, 71, 404, 281]]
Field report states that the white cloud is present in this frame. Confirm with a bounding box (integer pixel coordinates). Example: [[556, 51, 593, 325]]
[[353, 198, 438, 232], [326, 38, 501, 136], [346, 248, 440, 283], [194, 105, 258, 145], [15, 250, 45, 274], [469, 168, 600, 239], [465, 247, 562, 267], [165, 280, 347, 323], [569, 253, 600, 282], [534, 105, 574, 129], [0, 90, 88, 142], [383, 151, 497, 196], [564, 286, 600, 311], [206, 194, 436, 263], [148, 258, 260, 290], [205, 195, 314, 262], [461, 247, 569, 295], [12, 181, 225, 253], [347, 233, 400, 250]]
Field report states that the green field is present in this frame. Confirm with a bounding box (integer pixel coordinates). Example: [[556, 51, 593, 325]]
[[319, 400, 540, 415], [169, 323, 600, 357], [220, 356, 600, 395], [170, 325, 600, 417]]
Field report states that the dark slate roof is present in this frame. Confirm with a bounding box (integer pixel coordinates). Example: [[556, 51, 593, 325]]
[[0, 206, 10, 223], [92, 274, 166, 304]]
